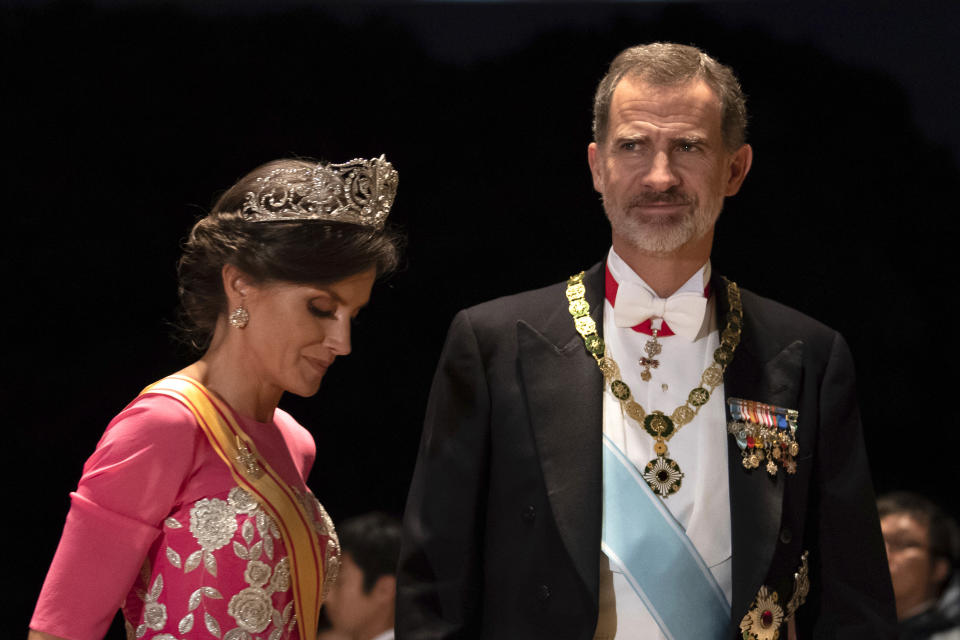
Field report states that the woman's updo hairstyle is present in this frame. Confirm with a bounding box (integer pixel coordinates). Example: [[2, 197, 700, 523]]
[[177, 158, 401, 350]]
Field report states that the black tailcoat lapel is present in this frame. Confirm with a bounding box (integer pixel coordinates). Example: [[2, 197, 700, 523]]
[[717, 273, 804, 626], [518, 263, 605, 610]]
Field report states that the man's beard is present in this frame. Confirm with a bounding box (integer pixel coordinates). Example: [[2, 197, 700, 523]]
[[604, 188, 722, 254]]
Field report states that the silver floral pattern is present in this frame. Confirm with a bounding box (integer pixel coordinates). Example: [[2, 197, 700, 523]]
[[245, 560, 271, 588], [269, 557, 290, 594], [142, 575, 168, 631], [228, 586, 273, 633], [123, 483, 335, 640], [292, 487, 341, 599], [190, 498, 238, 551], [228, 486, 259, 515], [143, 602, 168, 630], [316, 497, 341, 599]]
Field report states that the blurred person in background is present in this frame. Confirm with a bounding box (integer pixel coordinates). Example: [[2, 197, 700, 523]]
[[324, 512, 402, 640], [879, 492, 960, 640]]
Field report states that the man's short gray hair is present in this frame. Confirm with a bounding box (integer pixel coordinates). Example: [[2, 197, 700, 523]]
[[592, 42, 748, 151]]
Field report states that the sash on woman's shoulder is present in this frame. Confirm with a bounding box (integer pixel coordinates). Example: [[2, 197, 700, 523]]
[[141, 375, 327, 640]]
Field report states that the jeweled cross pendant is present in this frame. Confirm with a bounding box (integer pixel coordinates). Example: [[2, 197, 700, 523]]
[[639, 357, 659, 381], [640, 328, 662, 381]]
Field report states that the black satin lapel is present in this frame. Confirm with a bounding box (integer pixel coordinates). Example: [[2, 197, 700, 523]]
[[517, 264, 605, 604], [724, 337, 803, 620], [519, 324, 602, 603]]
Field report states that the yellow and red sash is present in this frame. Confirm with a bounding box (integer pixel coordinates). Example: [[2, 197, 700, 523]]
[[140, 375, 326, 640]]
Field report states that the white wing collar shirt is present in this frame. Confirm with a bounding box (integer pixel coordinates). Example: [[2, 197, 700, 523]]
[[596, 247, 732, 639]]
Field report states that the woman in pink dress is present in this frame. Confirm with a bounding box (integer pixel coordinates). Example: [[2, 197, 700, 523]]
[[29, 156, 401, 640]]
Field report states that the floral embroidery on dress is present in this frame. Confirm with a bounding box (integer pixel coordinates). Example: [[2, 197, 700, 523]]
[[125, 486, 303, 640], [228, 587, 273, 633], [136, 574, 168, 636], [293, 487, 341, 599], [191, 498, 238, 550], [186, 497, 239, 578], [270, 558, 290, 594], [222, 488, 297, 640]]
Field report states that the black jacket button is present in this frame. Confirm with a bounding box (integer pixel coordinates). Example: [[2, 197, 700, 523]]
[[537, 584, 551, 601], [780, 527, 793, 544], [522, 505, 536, 524]]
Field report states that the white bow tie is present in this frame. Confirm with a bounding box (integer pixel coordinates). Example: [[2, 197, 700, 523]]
[[613, 281, 707, 341]]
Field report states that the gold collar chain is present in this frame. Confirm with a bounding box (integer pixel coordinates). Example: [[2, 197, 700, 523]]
[[565, 270, 743, 498]]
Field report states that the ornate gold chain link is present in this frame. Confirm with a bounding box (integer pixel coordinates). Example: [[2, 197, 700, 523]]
[[565, 270, 743, 497]]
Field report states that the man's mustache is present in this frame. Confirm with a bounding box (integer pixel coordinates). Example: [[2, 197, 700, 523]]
[[628, 190, 692, 207]]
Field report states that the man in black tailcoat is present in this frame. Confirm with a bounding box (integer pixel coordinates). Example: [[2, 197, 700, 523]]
[[396, 42, 896, 639]]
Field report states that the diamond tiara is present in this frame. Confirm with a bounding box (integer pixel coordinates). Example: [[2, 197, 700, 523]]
[[240, 155, 397, 229]]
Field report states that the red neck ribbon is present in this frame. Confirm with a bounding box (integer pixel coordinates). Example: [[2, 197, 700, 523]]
[[603, 262, 710, 337]]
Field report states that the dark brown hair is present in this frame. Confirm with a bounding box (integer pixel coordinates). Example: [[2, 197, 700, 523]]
[[592, 42, 748, 151], [177, 159, 401, 350]]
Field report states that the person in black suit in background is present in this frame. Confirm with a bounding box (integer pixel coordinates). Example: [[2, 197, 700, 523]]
[[396, 42, 896, 639]]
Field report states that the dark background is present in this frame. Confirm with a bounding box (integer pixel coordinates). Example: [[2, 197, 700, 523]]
[[8, 0, 960, 633]]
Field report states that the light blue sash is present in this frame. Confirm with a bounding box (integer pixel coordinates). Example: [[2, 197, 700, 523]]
[[602, 434, 730, 639]]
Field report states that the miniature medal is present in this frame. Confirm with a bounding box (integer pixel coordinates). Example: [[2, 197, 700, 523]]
[[726, 398, 800, 476], [740, 551, 810, 640]]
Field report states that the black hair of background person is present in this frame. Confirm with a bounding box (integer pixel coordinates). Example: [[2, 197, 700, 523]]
[[339, 512, 404, 592], [7, 1, 959, 636]]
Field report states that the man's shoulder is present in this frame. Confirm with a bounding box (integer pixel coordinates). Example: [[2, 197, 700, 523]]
[[735, 284, 847, 364], [460, 262, 603, 332], [739, 286, 836, 336], [466, 278, 567, 316]]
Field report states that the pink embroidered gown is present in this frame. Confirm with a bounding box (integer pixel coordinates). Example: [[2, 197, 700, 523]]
[[31, 394, 340, 640]]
